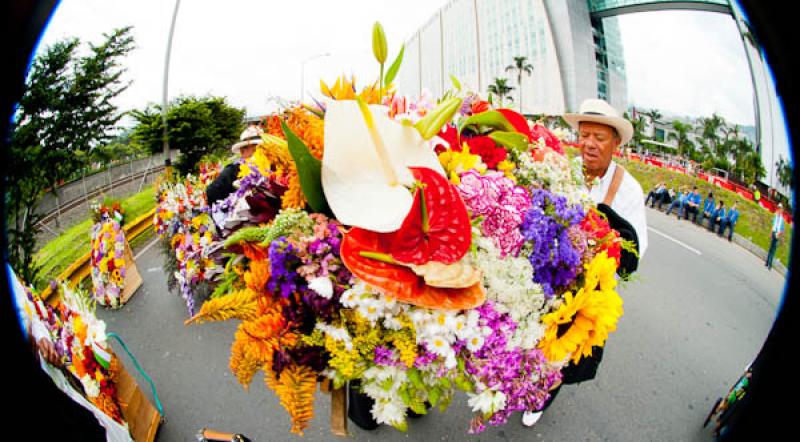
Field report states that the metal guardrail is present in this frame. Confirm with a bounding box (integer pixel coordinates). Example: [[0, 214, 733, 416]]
[[41, 207, 156, 303], [35, 166, 165, 230]]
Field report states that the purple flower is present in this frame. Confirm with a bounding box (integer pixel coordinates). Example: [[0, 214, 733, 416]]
[[520, 188, 585, 297], [463, 302, 562, 432]]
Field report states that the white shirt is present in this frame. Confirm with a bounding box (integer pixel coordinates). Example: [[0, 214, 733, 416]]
[[586, 161, 648, 257]]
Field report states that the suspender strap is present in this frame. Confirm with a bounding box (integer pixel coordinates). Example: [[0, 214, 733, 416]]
[[602, 165, 626, 206]]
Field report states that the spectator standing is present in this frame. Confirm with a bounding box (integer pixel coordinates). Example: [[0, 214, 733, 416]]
[[698, 192, 715, 226], [765, 203, 785, 270], [719, 202, 740, 241]]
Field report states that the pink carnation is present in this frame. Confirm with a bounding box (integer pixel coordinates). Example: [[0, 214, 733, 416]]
[[457, 170, 531, 256]]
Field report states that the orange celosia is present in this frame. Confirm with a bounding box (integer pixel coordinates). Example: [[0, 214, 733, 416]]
[[282, 172, 307, 209], [286, 108, 324, 160], [244, 259, 271, 293], [264, 115, 284, 138], [273, 363, 317, 436]]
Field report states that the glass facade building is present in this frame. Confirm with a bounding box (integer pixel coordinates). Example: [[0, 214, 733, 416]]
[[396, 0, 627, 115]]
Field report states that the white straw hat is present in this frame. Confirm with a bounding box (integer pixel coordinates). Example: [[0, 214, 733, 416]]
[[563, 99, 633, 145], [231, 125, 264, 154]]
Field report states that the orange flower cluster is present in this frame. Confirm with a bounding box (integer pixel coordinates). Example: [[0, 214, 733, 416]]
[[229, 296, 297, 387], [264, 115, 284, 138], [286, 108, 324, 160], [272, 363, 317, 435]]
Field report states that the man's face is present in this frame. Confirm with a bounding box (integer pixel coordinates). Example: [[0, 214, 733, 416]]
[[578, 121, 620, 174], [240, 144, 256, 159]]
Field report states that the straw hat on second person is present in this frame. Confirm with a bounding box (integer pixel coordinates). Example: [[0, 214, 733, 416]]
[[563, 99, 633, 145], [231, 125, 264, 155]]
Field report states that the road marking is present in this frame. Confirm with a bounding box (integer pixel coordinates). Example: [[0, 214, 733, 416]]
[[147, 267, 162, 273], [134, 237, 160, 260], [648, 227, 702, 255]]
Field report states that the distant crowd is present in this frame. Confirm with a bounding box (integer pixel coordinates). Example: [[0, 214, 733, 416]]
[[645, 182, 740, 241]]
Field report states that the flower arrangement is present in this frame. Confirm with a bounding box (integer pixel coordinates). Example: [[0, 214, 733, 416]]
[[154, 174, 221, 314], [160, 23, 633, 436], [23, 282, 127, 426], [90, 205, 128, 308], [90, 198, 125, 225]]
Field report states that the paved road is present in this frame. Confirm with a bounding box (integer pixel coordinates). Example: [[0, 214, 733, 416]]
[[98, 206, 787, 441]]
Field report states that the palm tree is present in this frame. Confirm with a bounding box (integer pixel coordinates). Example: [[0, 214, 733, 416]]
[[487, 77, 514, 108], [667, 120, 695, 159], [776, 156, 794, 189], [623, 111, 646, 152], [698, 113, 726, 160], [505, 56, 533, 114]]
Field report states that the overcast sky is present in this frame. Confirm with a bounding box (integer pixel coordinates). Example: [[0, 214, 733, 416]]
[[35, 0, 757, 128]]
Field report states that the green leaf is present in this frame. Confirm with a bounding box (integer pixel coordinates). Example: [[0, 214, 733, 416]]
[[281, 121, 331, 214], [414, 97, 463, 140], [450, 74, 461, 91], [428, 386, 442, 407], [438, 392, 453, 412], [380, 377, 395, 392], [384, 44, 405, 86], [408, 399, 427, 415], [454, 376, 474, 392], [392, 419, 408, 432], [458, 110, 516, 136], [408, 368, 425, 389], [399, 388, 411, 404], [438, 377, 451, 390], [489, 131, 530, 151]]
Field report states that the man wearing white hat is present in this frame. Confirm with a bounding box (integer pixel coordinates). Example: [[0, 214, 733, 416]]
[[206, 124, 263, 204], [521, 98, 648, 428], [564, 98, 648, 258]]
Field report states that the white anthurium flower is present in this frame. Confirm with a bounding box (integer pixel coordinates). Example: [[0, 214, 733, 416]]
[[308, 276, 334, 299], [321, 100, 445, 232]]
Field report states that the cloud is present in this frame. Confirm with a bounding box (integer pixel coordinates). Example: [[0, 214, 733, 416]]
[[617, 10, 754, 126]]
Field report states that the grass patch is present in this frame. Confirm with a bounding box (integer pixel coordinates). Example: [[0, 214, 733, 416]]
[[621, 159, 793, 267], [33, 184, 156, 290]]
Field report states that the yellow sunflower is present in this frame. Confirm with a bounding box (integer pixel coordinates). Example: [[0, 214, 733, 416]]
[[538, 251, 624, 364]]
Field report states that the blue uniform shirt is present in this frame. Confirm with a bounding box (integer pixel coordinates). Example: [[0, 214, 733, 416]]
[[726, 208, 740, 226], [703, 198, 715, 213]]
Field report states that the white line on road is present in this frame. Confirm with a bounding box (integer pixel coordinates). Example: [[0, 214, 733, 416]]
[[648, 227, 702, 255], [134, 237, 160, 260]]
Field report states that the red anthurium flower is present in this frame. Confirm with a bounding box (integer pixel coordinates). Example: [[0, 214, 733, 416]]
[[496, 108, 533, 140], [471, 100, 490, 115], [389, 167, 471, 265], [341, 227, 485, 310], [530, 123, 564, 155]]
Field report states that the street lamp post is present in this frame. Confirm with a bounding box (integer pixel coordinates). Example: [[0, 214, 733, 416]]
[[162, 0, 181, 172], [300, 52, 331, 103]]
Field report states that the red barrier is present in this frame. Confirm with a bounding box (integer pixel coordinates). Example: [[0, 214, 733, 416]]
[[625, 153, 792, 224]]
